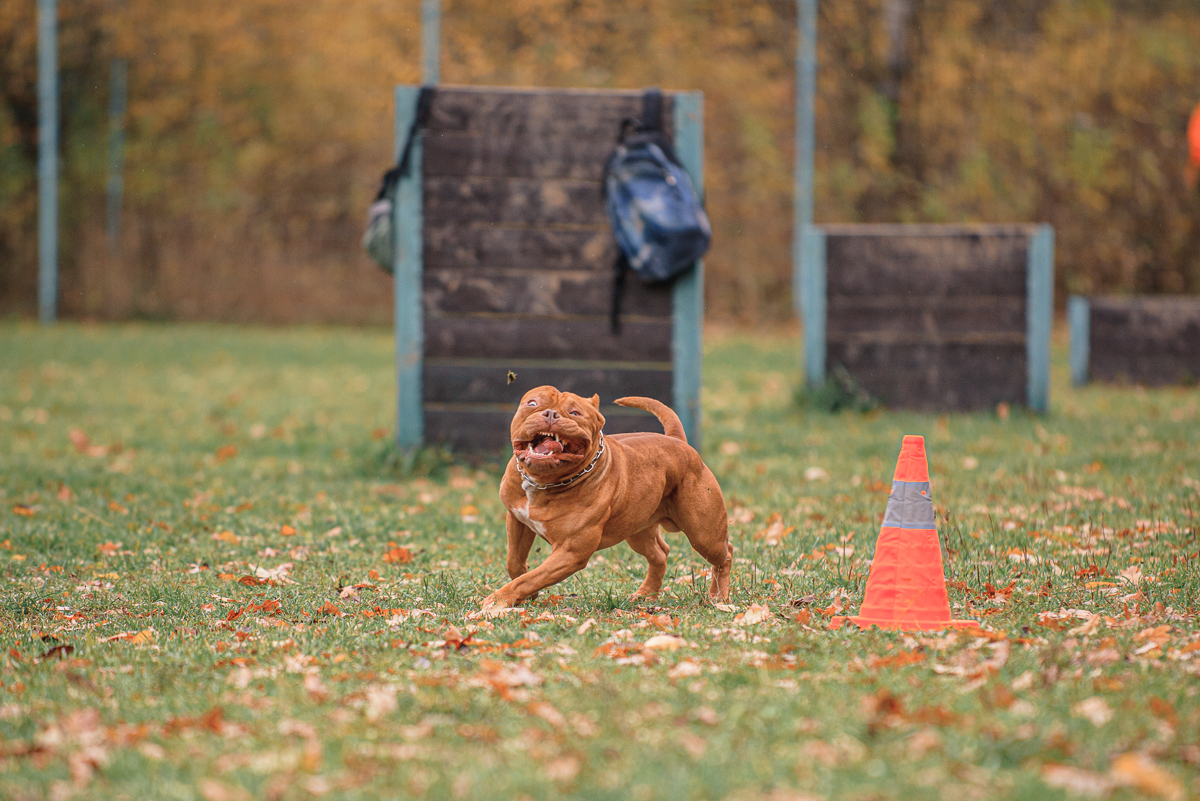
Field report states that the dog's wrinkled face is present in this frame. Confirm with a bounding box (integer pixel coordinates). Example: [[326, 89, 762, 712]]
[[510, 386, 605, 478]]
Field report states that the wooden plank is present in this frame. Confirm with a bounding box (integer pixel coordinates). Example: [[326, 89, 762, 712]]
[[425, 86, 673, 137], [425, 316, 672, 362], [425, 405, 668, 452], [394, 86, 424, 448], [424, 269, 671, 318], [828, 341, 1026, 411], [424, 361, 673, 405], [424, 132, 624, 181], [1088, 296, 1200, 385], [671, 91, 704, 450], [422, 88, 672, 180], [826, 297, 1025, 339], [425, 224, 614, 272], [824, 228, 1029, 297], [424, 176, 606, 227]]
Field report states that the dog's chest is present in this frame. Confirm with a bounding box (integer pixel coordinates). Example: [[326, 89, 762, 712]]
[[510, 498, 548, 541]]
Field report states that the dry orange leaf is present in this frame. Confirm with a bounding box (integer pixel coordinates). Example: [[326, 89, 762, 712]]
[[213, 530, 239, 545], [317, 602, 343, 617], [383, 547, 413, 564], [368, 569, 381, 581], [215, 444, 238, 461], [12, 505, 35, 517], [280, 525, 297, 537]]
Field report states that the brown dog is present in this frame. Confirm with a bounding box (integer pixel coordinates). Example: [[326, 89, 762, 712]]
[[480, 386, 731, 613]]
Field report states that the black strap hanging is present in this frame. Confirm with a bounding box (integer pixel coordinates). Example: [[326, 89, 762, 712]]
[[373, 86, 436, 202]]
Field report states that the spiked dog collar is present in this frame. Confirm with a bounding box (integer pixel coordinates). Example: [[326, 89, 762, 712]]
[[517, 432, 605, 491]]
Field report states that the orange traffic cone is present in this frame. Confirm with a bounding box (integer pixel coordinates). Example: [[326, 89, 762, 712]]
[[831, 435, 976, 632]]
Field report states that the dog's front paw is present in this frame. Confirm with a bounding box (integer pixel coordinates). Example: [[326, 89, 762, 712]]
[[470, 594, 518, 620]]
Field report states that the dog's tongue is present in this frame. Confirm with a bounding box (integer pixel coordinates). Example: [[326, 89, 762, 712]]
[[534, 438, 563, 456]]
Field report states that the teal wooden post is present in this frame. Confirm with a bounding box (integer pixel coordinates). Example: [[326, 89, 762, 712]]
[[673, 92, 704, 451], [800, 229, 826, 389], [106, 57, 127, 251], [422, 0, 441, 84], [394, 85, 425, 448], [1068, 295, 1090, 387], [793, 0, 822, 387], [38, 0, 58, 323], [1026, 224, 1055, 413], [792, 0, 817, 314]]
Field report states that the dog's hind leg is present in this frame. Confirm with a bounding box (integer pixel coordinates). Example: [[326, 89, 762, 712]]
[[626, 524, 670, 598], [669, 478, 733, 602]]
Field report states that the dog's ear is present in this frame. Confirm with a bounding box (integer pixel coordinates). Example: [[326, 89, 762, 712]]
[[589, 394, 600, 410]]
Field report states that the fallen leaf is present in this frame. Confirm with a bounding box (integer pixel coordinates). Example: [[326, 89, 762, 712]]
[[1042, 764, 1112, 797], [382, 546, 413, 564], [668, 659, 703, 679], [528, 701, 566, 729], [644, 634, 685, 651], [1109, 752, 1184, 800], [212, 530, 239, 545], [733, 603, 773, 625], [1073, 696, 1113, 727], [280, 525, 297, 537], [756, 513, 794, 546]]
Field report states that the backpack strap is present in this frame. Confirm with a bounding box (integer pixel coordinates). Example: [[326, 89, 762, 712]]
[[640, 88, 664, 132], [610, 252, 629, 335], [374, 86, 436, 201]]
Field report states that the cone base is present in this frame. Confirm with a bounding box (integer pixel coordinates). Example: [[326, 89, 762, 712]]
[[829, 615, 978, 632]]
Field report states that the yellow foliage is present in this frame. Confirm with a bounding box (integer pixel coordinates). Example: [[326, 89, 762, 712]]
[[1, 0, 1198, 321]]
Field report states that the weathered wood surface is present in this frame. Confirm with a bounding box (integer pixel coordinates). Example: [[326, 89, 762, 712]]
[[826, 297, 1025, 340], [425, 405, 667, 452], [424, 225, 613, 272], [824, 226, 1030, 297], [425, 316, 672, 362], [418, 87, 684, 449], [425, 177, 609, 228], [422, 88, 672, 181], [424, 361, 672, 405], [827, 341, 1026, 411], [821, 225, 1037, 411], [1089, 296, 1200, 385], [424, 269, 671, 318]]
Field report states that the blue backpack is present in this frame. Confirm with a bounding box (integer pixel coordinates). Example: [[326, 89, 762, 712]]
[[603, 89, 711, 332]]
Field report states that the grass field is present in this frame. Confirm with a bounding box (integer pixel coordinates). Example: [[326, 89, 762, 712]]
[[2, 321, 1198, 801]]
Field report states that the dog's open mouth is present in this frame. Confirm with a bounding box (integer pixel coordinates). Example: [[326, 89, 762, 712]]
[[513, 431, 588, 465]]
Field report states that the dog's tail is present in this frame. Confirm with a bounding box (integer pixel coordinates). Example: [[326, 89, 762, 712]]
[[612, 396, 687, 443]]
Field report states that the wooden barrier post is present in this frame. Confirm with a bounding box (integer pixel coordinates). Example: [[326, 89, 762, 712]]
[[393, 86, 425, 449], [672, 91, 704, 450], [1068, 295, 1090, 387], [799, 229, 826, 390], [1025, 224, 1054, 413], [38, 0, 58, 324]]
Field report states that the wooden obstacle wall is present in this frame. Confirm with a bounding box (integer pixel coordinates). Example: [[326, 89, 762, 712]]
[[391, 86, 705, 451], [799, 224, 1054, 412], [1069, 295, 1200, 386]]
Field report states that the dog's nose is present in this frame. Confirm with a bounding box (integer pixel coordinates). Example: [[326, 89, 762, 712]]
[[541, 409, 559, 423]]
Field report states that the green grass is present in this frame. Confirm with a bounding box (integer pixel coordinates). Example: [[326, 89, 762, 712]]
[[1, 321, 1198, 801]]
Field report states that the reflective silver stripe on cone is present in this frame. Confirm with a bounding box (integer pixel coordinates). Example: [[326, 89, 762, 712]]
[[882, 480, 934, 529]]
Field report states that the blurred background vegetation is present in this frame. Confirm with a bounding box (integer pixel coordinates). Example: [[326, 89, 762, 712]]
[[2, 0, 1199, 324]]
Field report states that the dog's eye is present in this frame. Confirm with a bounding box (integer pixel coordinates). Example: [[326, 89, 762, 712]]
[[569, 409, 581, 416], [525, 400, 538, 407]]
